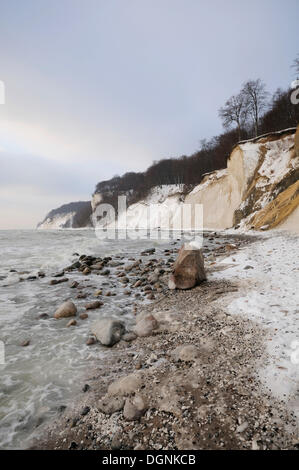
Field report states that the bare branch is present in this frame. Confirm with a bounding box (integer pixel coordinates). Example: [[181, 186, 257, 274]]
[[219, 92, 249, 141], [292, 54, 299, 75], [241, 79, 269, 137]]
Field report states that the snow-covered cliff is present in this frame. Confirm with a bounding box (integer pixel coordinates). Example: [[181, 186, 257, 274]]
[[186, 127, 298, 232], [112, 185, 185, 230], [37, 201, 92, 229], [93, 127, 298, 234], [44, 128, 298, 233]]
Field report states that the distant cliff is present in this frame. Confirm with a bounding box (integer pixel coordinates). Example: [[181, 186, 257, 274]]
[[37, 201, 92, 229]]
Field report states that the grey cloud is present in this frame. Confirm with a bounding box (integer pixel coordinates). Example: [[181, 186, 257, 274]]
[[0, 0, 298, 228]]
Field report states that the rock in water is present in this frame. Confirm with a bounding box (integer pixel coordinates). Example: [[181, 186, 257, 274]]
[[49, 278, 69, 285], [168, 244, 206, 290], [79, 313, 88, 320], [70, 281, 79, 288], [54, 301, 77, 319], [85, 300, 103, 310], [86, 337, 96, 346], [38, 313, 49, 320], [90, 318, 125, 346]]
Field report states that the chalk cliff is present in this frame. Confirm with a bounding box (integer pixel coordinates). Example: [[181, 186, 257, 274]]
[[41, 127, 298, 233], [95, 128, 298, 234], [37, 201, 92, 229]]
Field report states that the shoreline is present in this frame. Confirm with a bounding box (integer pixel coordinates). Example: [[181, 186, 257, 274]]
[[31, 232, 299, 450]]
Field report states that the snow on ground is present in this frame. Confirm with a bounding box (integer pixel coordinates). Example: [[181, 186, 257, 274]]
[[147, 185, 184, 203], [210, 232, 299, 419], [257, 135, 296, 184], [239, 141, 261, 184], [240, 134, 296, 188], [189, 169, 228, 196]]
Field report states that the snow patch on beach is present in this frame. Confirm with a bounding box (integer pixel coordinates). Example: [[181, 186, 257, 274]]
[[210, 233, 299, 418]]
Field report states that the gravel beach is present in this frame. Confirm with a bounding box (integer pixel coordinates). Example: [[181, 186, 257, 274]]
[[31, 232, 299, 450]]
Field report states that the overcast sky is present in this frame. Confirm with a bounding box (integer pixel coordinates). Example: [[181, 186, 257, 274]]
[[0, 0, 298, 228]]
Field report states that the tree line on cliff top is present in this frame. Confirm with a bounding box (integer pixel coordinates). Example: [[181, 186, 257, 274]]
[[94, 57, 299, 208]]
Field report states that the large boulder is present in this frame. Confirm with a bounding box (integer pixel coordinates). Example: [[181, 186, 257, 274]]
[[168, 244, 206, 290], [91, 317, 125, 346], [54, 301, 77, 319]]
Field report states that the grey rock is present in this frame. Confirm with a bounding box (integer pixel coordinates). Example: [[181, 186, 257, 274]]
[[91, 318, 125, 346], [70, 281, 79, 288], [108, 372, 143, 396], [111, 431, 123, 450], [133, 314, 158, 337], [98, 395, 125, 414], [123, 395, 147, 421], [50, 277, 69, 285], [123, 331, 137, 342], [85, 300, 103, 310], [52, 271, 65, 278], [81, 406, 90, 416]]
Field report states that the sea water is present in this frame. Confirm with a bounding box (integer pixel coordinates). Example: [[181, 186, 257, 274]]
[[0, 229, 174, 449]]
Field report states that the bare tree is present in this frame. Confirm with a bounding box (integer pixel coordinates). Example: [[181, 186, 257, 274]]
[[219, 93, 248, 141], [241, 79, 269, 137], [292, 54, 299, 75]]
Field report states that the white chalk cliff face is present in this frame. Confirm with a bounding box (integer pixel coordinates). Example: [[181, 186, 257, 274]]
[[114, 185, 185, 231], [187, 128, 298, 232], [38, 201, 92, 229], [93, 127, 299, 234], [38, 212, 77, 229]]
